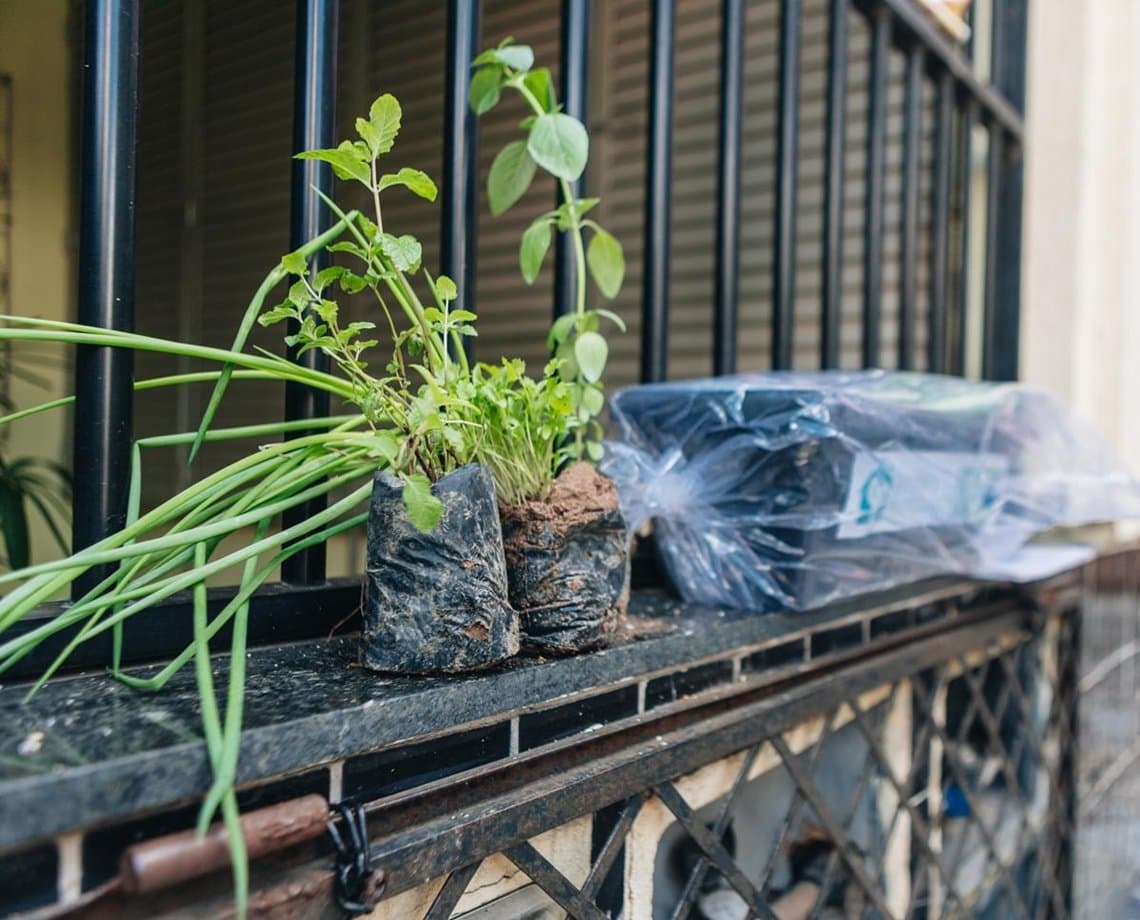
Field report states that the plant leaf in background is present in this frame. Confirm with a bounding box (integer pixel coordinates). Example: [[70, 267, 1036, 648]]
[[472, 38, 628, 465], [526, 113, 588, 182], [573, 331, 608, 384], [522, 67, 556, 112], [366, 93, 402, 155], [378, 167, 438, 201], [519, 219, 552, 283], [469, 66, 502, 115], [586, 227, 625, 299], [294, 141, 371, 185], [0, 474, 29, 571], [490, 43, 535, 72], [487, 140, 537, 216]]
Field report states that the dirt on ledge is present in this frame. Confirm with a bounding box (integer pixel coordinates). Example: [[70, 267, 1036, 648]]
[[500, 462, 621, 531]]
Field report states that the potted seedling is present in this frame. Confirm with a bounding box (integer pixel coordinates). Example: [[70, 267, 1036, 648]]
[[468, 41, 630, 654], [276, 94, 520, 673]]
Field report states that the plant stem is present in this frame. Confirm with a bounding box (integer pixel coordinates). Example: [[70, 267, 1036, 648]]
[[512, 78, 591, 456]]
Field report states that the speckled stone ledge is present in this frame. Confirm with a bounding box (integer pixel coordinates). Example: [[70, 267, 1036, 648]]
[[0, 580, 980, 854]]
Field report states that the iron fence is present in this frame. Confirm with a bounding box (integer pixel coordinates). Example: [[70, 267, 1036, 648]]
[[16, 0, 1029, 675]]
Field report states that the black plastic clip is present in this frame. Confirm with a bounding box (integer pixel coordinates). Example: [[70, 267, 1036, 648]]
[[328, 801, 385, 916]]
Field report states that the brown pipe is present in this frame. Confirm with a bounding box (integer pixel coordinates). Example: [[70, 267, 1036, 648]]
[[120, 794, 330, 894]]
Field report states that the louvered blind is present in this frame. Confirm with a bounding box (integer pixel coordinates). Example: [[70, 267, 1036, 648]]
[[133, 0, 938, 504]]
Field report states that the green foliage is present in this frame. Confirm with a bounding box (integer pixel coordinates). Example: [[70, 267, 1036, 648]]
[[471, 39, 627, 465], [459, 358, 579, 507], [255, 92, 494, 530], [0, 457, 71, 570], [0, 348, 73, 570], [487, 140, 537, 216], [526, 113, 589, 182]]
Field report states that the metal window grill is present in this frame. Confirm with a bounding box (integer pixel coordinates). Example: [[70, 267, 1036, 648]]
[[444, 613, 1071, 919], [13, 0, 1027, 674], [226, 586, 1073, 920]]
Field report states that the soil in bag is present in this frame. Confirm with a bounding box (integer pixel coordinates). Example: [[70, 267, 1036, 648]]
[[363, 463, 519, 673], [500, 462, 630, 655]]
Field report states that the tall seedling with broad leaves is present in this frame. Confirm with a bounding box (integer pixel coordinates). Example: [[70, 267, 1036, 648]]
[[470, 39, 626, 463]]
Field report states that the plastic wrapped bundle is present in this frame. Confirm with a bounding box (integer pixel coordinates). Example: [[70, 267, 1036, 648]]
[[603, 371, 1140, 612]]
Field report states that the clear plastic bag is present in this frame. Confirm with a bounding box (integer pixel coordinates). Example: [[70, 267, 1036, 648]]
[[602, 371, 1140, 611]]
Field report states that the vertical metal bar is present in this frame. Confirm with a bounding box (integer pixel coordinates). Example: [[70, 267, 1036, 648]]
[[861, 7, 889, 369], [553, 0, 589, 321], [641, 0, 675, 383], [989, 0, 1026, 381], [820, 0, 847, 370], [953, 100, 973, 376], [712, 0, 745, 375], [897, 44, 923, 370], [981, 125, 1001, 380], [282, 0, 339, 586], [441, 0, 481, 351], [771, 0, 800, 371], [927, 69, 953, 373], [175, 0, 205, 487], [72, 0, 139, 597]]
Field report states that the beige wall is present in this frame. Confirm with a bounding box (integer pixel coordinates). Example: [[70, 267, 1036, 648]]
[[1021, 0, 1140, 473], [0, 0, 75, 564]]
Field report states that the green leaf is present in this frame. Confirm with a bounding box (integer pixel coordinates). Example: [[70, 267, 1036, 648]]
[[449, 309, 476, 322], [519, 219, 552, 284], [523, 67, 556, 112], [574, 331, 608, 383], [0, 482, 29, 570], [368, 94, 402, 155], [487, 140, 537, 216], [587, 228, 625, 299], [378, 167, 438, 201], [547, 313, 576, 349], [469, 66, 503, 115], [575, 197, 601, 218], [581, 385, 605, 415], [553, 197, 599, 231], [313, 265, 346, 292], [434, 275, 458, 301], [339, 271, 368, 294], [494, 44, 534, 71], [380, 234, 422, 272], [527, 113, 589, 182], [593, 308, 628, 332], [586, 440, 604, 462], [258, 305, 295, 327], [281, 251, 307, 275], [287, 280, 310, 308], [471, 48, 503, 68], [327, 241, 367, 259], [315, 299, 338, 323], [355, 117, 382, 157], [295, 141, 370, 184]]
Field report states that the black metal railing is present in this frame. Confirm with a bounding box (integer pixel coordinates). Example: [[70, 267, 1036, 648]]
[[44, 575, 1074, 918], [38, 0, 1028, 672]]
